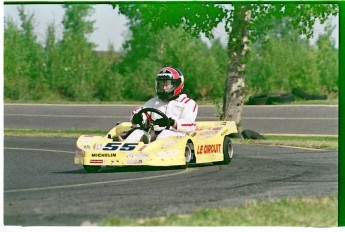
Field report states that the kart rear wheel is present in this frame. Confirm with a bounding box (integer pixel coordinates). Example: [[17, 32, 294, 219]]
[[83, 165, 101, 173], [214, 136, 233, 165]]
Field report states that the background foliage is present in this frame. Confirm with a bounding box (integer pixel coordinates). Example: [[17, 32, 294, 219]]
[[4, 4, 339, 102]]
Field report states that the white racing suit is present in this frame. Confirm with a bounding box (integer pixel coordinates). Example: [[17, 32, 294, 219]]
[[125, 94, 198, 142]]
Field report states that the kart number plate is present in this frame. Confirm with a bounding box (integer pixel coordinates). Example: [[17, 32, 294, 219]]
[[102, 143, 139, 151]]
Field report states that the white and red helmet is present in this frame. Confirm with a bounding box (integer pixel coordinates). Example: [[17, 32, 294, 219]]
[[155, 67, 184, 100]]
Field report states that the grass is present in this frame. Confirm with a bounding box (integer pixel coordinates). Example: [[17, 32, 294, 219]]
[[100, 196, 338, 226], [236, 134, 338, 150], [287, 99, 339, 105]]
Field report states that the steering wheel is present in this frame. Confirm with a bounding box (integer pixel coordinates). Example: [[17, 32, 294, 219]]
[[136, 108, 170, 131]]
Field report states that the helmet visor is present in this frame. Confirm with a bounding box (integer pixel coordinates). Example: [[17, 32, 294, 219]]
[[155, 79, 175, 94]]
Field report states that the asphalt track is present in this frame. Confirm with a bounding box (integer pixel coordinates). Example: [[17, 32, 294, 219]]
[[4, 104, 338, 135], [4, 136, 337, 226], [3, 104, 339, 226]]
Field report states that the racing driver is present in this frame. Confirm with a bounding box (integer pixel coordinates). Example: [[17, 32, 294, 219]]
[[124, 67, 198, 143]]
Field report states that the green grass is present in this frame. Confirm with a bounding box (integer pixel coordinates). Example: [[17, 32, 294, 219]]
[[270, 97, 338, 105], [236, 134, 338, 150], [100, 196, 337, 226]]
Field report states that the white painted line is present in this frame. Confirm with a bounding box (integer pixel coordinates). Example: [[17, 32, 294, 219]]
[[4, 147, 75, 154], [4, 114, 122, 119], [4, 168, 190, 193], [4, 103, 141, 107], [262, 133, 338, 137], [4, 114, 337, 120], [244, 143, 331, 151], [244, 104, 338, 107], [244, 117, 337, 120], [4, 103, 338, 107]]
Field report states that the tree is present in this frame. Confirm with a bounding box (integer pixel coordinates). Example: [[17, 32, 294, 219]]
[[113, 3, 338, 129], [246, 17, 322, 95], [58, 4, 97, 100], [4, 5, 45, 100], [4, 16, 28, 99], [118, 22, 227, 101], [315, 21, 338, 93], [44, 23, 60, 92]]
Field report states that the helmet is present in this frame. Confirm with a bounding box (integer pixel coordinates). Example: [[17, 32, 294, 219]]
[[155, 67, 184, 100]]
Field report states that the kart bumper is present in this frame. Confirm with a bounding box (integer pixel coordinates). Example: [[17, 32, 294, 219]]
[[74, 148, 186, 166]]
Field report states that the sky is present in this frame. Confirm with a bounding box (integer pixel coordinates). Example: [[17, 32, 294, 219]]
[[3, 3, 340, 51], [4, 4, 129, 51]]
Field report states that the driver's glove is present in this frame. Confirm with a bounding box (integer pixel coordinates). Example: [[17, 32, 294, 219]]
[[130, 106, 143, 125], [155, 118, 175, 127], [131, 113, 143, 125]]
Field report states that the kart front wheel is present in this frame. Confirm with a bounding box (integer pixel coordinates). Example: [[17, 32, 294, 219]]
[[214, 136, 233, 165], [83, 165, 101, 173], [185, 142, 195, 165]]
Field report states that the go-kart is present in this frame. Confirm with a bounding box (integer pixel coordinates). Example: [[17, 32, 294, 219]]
[[74, 108, 238, 172]]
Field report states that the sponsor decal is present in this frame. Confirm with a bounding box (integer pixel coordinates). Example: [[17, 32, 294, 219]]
[[92, 153, 116, 157], [163, 141, 175, 147], [95, 143, 102, 150], [127, 160, 143, 165], [199, 131, 218, 137], [138, 145, 147, 151], [196, 144, 221, 155], [221, 129, 229, 136], [195, 126, 209, 131], [212, 127, 223, 131], [198, 134, 215, 139], [90, 160, 104, 164], [83, 145, 91, 150], [156, 149, 179, 158], [228, 123, 236, 131], [126, 154, 148, 158]]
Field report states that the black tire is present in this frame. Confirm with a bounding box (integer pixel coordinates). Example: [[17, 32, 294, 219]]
[[291, 88, 312, 99], [214, 136, 233, 165], [267, 93, 295, 104], [292, 88, 328, 100], [248, 94, 269, 105], [310, 94, 328, 100], [241, 129, 266, 140], [185, 142, 195, 165], [266, 94, 281, 104], [228, 132, 243, 139], [83, 165, 101, 173], [279, 93, 295, 103]]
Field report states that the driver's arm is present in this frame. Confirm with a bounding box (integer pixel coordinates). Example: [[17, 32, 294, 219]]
[[175, 99, 198, 133]]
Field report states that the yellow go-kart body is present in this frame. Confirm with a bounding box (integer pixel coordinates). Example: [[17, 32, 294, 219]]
[[74, 121, 237, 172]]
